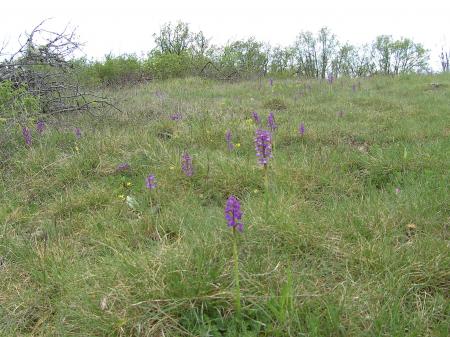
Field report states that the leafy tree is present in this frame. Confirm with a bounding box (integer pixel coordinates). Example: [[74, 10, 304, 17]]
[[351, 44, 376, 76], [331, 43, 355, 77], [331, 44, 375, 77], [373, 35, 393, 74], [152, 21, 210, 56], [148, 21, 211, 78], [153, 22, 192, 55], [218, 38, 269, 77], [190, 31, 210, 56], [269, 46, 295, 75], [390, 38, 428, 74], [293, 31, 319, 78], [293, 27, 338, 79], [372, 36, 429, 74], [317, 27, 338, 79], [440, 49, 449, 72]]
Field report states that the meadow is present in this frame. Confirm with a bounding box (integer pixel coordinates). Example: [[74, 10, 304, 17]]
[[0, 74, 449, 336]]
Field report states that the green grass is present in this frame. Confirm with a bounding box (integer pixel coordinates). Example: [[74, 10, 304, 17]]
[[1, 74, 449, 336]]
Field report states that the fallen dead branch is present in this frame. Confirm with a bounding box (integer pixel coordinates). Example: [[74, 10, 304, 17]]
[[0, 20, 120, 115]]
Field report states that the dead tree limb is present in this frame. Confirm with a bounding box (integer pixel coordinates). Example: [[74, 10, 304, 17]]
[[0, 20, 119, 115]]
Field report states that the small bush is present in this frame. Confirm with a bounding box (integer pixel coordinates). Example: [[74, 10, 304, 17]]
[[144, 51, 193, 80], [91, 54, 147, 86], [0, 81, 40, 117], [263, 97, 288, 110]]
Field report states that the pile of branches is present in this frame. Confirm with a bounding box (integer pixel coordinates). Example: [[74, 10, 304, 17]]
[[0, 21, 115, 115]]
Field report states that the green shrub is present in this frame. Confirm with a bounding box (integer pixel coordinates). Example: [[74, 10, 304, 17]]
[[0, 81, 40, 117], [92, 54, 146, 85], [263, 97, 288, 110], [144, 51, 193, 80], [217, 38, 269, 78]]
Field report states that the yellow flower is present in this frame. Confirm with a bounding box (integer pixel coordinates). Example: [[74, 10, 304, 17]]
[[126, 182, 132, 187], [253, 189, 259, 193], [235, 143, 241, 148], [169, 166, 175, 170], [75, 146, 79, 153], [118, 194, 125, 200]]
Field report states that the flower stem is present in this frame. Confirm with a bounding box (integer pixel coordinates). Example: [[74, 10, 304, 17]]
[[264, 164, 269, 220], [232, 227, 241, 318]]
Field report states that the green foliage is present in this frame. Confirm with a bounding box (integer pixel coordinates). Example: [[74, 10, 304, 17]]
[[293, 27, 339, 79], [331, 43, 375, 77], [373, 35, 429, 74], [146, 21, 211, 80], [153, 21, 209, 56], [93, 54, 145, 85], [72, 54, 150, 86], [0, 80, 39, 117], [144, 51, 193, 80], [73, 22, 212, 84], [269, 46, 295, 75], [217, 38, 269, 77], [70, 57, 101, 86], [69, 23, 433, 86], [293, 31, 320, 78]]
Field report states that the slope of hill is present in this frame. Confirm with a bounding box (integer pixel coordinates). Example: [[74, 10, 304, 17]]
[[1, 74, 449, 336]]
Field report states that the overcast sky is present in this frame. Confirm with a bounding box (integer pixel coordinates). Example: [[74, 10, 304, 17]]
[[1, 0, 449, 68]]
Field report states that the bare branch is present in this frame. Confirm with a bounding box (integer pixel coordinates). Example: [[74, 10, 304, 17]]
[[0, 21, 117, 116]]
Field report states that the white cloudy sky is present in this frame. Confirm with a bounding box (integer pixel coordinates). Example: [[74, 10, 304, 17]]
[[1, 0, 449, 68]]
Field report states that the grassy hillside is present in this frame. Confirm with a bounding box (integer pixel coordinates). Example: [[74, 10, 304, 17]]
[[1, 74, 449, 336]]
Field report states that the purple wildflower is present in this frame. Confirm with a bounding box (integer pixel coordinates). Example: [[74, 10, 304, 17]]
[[74, 127, 82, 138], [155, 90, 165, 99], [267, 112, 277, 131], [145, 174, 157, 189], [252, 111, 261, 125], [116, 163, 130, 172], [225, 195, 243, 232], [269, 78, 273, 87], [299, 122, 305, 136], [255, 129, 272, 166], [327, 73, 334, 84], [226, 129, 233, 151], [36, 120, 45, 134], [395, 187, 401, 194], [170, 112, 182, 121], [181, 151, 193, 176], [22, 127, 32, 146]]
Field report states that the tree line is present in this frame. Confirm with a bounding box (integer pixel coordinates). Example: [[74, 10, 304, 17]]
[[70, 22, 440, 84]]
